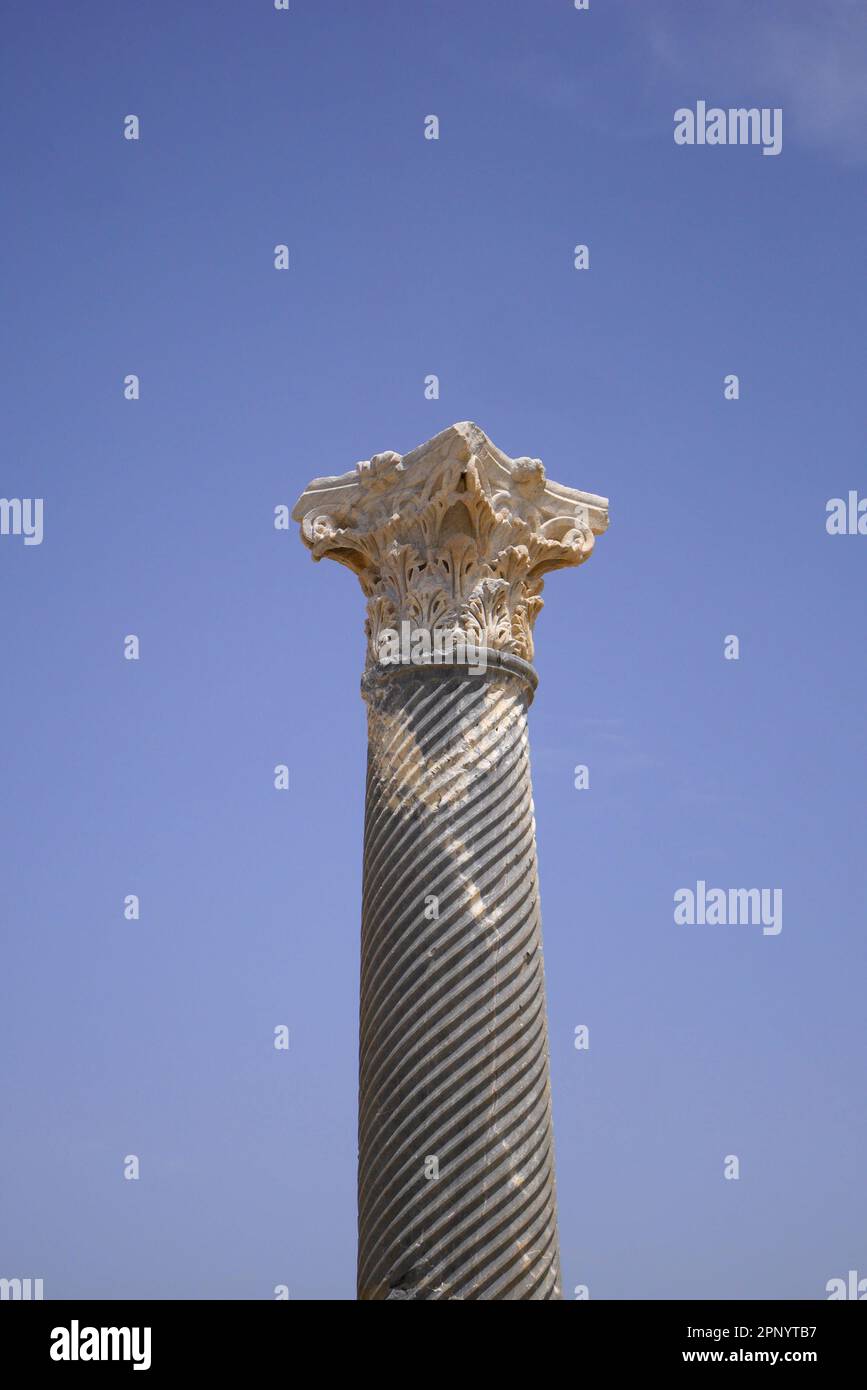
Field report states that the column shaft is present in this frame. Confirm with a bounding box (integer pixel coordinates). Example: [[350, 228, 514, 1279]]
[[356, 654, 562, 1300]]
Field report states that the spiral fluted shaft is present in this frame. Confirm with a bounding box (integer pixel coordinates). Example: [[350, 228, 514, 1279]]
[[357, 652, 562, 1301]]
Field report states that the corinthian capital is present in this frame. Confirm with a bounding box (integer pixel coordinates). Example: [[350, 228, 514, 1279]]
[[292, 421, 609, 665]]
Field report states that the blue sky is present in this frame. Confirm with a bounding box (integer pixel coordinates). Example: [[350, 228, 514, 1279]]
[[1, 0, 864, 1299]]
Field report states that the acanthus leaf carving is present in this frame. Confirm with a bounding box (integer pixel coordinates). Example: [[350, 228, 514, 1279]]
[[293, 422, 609, 667]]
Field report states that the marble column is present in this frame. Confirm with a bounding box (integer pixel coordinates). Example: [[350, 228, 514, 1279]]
[[293, 422, 608, 1300]]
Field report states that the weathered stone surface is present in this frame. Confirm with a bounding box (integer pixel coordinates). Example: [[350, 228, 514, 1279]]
[[293, 424, 609, 1300], [292, 420, 608, 666], [358, 654, 560, 1299]]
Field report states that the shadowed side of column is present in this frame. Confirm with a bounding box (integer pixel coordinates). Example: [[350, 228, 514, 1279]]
[[357, 658, 562, 1301]]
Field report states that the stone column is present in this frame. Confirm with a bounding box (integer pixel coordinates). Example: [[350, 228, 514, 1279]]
[[293, 422, 608, 1301]]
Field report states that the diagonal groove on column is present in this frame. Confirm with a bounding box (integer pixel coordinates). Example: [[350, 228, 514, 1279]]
[[358, 970, 547, 1230], [418, 1135, 558, 1298], [358, 1011, 552, 1287], [359, 1043, 553, 1294], [357, 663, 560, 1299], [359, 676, 519, 886], [358, 878, 540, 1133], [359, 680, 533, 972], [359, 787, 538, 1068], [360, 715, 531, 919]]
